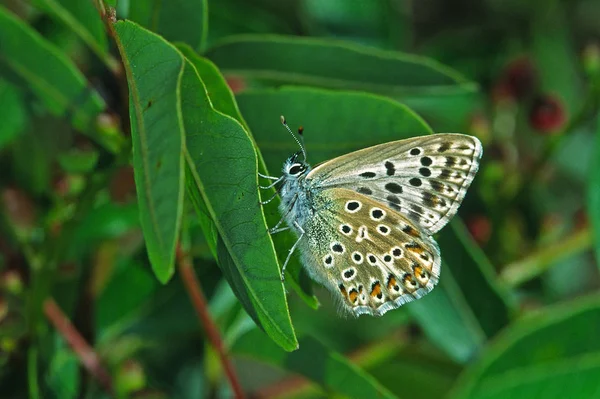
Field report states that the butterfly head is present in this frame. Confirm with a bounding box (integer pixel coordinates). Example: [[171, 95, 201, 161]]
[[283, 151, 310, 179]]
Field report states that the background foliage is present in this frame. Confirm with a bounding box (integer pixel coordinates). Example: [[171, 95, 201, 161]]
[[0, 0, 599, 398]]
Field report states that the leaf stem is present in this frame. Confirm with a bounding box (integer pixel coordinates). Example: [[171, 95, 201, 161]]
[[500, 227, 593, 287], [27, 346, 40, 399], [176, 245, 246, 399], [43, 298, 114, 395]]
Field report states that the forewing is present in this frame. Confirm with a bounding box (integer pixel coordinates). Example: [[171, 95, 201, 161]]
[[298, 188, 441, 317], [306, 134, 482, 234]]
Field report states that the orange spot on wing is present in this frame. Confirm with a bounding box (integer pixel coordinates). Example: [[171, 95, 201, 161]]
[[414, 266, 423, 279], [406, 242, 425, 254], [348, 289, 358, 304], [339, 284, 347, 299], [370, 282, 382, 298], [403, 225, 420, 237], [387, 276, 397, 291]]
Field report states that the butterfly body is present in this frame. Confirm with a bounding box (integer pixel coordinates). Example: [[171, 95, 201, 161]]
[[269, 129, 482, 317]]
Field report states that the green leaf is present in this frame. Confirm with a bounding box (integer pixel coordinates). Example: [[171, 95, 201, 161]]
[[232, 327, 398, 399], [29, 0, 117, 71], [129, 0, 208, 50], [206, 34, 467, 90], [206, 34, 479, 130], [0, 6, 105, 132], [115, 21, 297, 350], [0, 79, 27, 149], [451, 295, 600, 399], [589, 108, 600, 268], [96, 261, 158, 335], [237, 87, 509, 361], [177, 43, 318, 309], [435, 220, 513, 330], [176, 43, 248, 128], [179, 57, 298, 351], [531, 0, 583, 121], [114, 20, 185, 283]]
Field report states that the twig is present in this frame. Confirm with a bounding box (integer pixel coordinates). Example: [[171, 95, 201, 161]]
[[500, 227, 593, 287], [176, 245, 246, 399], [43, 298, 114, 395]]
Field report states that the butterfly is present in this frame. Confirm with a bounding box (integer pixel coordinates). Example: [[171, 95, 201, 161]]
[[259, 116, 483, 317]]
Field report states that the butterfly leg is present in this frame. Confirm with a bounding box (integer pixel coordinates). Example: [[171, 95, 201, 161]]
[[269, 226, 290, 234], [280, 221, 304, 282], [259, 177, 283, 190], [266, 195, 297, 233], [260, 192, 279, 205], [258, 172, 280, 180]]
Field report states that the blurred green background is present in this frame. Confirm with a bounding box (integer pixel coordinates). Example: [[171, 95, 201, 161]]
[[1, 0, 599, 398]]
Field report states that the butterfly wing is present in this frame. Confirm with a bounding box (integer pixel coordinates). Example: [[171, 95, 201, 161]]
[[297, 187, 441, 316], [306, 134, 482, 235]]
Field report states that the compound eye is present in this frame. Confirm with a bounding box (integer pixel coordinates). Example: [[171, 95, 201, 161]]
[[289, 163, 304, 175]]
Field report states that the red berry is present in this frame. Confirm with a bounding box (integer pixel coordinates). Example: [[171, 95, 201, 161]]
[[225, 76, 246, 93], [529, 94, 566, 133], [466, 215, 491, 245], [505, 57, 538, 100], [494, 57, 538, 102]]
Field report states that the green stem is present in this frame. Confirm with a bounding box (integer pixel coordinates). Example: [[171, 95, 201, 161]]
[[27, 346, 40, 399], [500, 228, 593, 287]]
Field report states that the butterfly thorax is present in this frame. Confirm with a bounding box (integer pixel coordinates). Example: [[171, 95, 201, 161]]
[[279, 154, 329, 235]]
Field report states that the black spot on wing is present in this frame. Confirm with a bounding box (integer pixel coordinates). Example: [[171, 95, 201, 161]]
[[385, 161, 395, 176]]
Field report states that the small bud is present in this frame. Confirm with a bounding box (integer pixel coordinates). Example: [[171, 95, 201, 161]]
[[225, 76, 246, 93], [504, 57, 538, 100], [466, 215, 491, 245], [583, 42, 600, 79], [109, 166, 136, 204], [494, 56, 539, 102], [2, 270, 24, 295], [116, 359, 146, 395], [529, 94, 566, 134]]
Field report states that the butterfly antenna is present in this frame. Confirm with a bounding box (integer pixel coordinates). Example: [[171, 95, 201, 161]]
[[280, 115, 307, 161]]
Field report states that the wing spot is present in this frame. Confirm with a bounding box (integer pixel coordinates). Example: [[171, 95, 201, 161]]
[[352, 251, 363, 264], [387, 275, 401, 292], [385, 161, 395, 176], [409, 178, 422, 187], [370, 207, 385, 220], [440, 169, 452, 179], [402, 225, 420, 237], [445, 156, 457, 167], [392, 247, 403, 258], [331, 242, 345, 254], [367, 254, 377, 265], [323, 254, 334, 268], [419, 168, 432, 177], [345, 200, 362, 213], [359, 171, 376, 178], [377, 224, 391, 235], [410, 148, 421, 156], [340, 224, 352, 235], [411, 204, 424, 215], [357, 187, 373, 195], [438, 143, 451, 152], [370, 281, 383, 300], [343, 267, 356, 281], [403, 274, 418, 289], [385, 182, 403, 194], [348, 288, 359, 304], [430, 180, 444, 192], [383, 254, 392, 263], [421, 156, 433, 166]]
